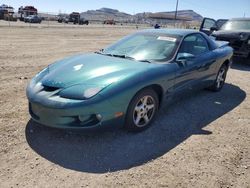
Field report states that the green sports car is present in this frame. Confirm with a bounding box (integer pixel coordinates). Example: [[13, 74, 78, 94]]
[[26, 29, 233, 131]]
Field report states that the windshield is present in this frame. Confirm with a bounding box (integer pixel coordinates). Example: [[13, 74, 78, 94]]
[[221, 20, 250, 30], [102, 32, 180, 62]]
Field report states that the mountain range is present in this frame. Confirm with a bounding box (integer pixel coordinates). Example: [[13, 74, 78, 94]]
[[80, 8, 203, 23]]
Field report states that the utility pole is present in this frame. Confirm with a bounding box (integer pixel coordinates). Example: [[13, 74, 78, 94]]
[[175, 0, 179, 20]]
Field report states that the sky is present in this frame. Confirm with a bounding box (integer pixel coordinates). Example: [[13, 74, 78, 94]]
[[1, 0, 250, 19]]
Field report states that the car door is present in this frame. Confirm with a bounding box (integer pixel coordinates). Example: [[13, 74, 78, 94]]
[[200, 18, 217, 35], [173, 33, 216, 93], [200, 17, 228, 35]]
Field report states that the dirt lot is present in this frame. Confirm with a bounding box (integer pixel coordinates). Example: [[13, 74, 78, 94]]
[[0, 23, 249, 188]]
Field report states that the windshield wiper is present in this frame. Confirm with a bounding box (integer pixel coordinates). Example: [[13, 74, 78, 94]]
[[113, 54, 130, 58], [138, 59, 152, 63], [95, 52, 152, 63], [95, 53, 131, 59], [112, 54, 152, 63], [94, 51, 102, 54], [94, 51, 113, 57]]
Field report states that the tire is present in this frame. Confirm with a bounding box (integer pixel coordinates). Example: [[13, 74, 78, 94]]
[[209, 64, 228, 92], [125, 89, 159, 132]]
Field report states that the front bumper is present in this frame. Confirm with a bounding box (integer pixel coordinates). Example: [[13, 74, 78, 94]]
[[26, 78, 126, 129], [26, 82, 126, 129], [28, 101, 124, 129]]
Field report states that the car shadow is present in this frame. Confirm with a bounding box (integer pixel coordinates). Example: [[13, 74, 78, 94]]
[[25, 83, 246, 173]]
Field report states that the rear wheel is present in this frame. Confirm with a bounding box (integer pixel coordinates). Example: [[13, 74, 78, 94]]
[[209, 64, 228, 91], [125, 89, 159, 132]]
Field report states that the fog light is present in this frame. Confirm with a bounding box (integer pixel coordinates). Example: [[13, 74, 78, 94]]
[[78, 115, 89, 122], [96, 114, 102, 121]]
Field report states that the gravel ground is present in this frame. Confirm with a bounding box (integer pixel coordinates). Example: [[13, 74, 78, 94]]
[[0, 24, 249, 188]]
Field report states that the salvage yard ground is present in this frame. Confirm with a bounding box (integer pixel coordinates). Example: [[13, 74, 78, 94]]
[[0, 23, 249, 188]]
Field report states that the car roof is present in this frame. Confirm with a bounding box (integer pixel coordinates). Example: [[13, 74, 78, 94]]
[[230, 18, 250, 21], [141, 29, 199, 37]]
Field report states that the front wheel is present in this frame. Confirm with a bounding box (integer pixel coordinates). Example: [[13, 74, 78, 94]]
[[125, 89, 159, 132], [209, 64, 228, 91]]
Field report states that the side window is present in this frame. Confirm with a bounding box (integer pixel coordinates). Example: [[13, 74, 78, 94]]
[[203, 19, 216, 30], [179, 34, 209, 56]]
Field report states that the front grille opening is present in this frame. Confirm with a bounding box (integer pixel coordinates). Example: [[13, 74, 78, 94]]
[[74, 114, 100, 127], [42, 85, 60, 92]]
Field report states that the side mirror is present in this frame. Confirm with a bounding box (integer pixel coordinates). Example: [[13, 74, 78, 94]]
[[177, 53, 194, 61], [210, 26, 218, 32], [176, 53, 195, 66]]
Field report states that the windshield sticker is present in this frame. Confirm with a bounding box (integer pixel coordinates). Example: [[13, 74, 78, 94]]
[[157, 36, 176, 42]]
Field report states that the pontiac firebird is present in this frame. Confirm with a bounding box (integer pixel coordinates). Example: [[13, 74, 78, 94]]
[[26, 29, 233, 131]]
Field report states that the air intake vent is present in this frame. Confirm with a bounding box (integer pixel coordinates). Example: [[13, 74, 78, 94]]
[[42, 85, 60, 92]]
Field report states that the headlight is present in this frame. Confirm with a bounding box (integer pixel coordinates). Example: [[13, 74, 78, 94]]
[[239, 33, 244, 40], [83, 87, 103, 98], [239, 33, 248, 41], [59, 84, 106, 100], [248, 40, 250, 45]]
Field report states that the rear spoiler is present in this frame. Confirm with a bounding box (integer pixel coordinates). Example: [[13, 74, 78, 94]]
[[215, 41, 229, 48]]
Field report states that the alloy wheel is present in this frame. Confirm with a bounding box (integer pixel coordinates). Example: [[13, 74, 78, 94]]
[[133, 95, 156, 128], [216, 67, 226, 89]]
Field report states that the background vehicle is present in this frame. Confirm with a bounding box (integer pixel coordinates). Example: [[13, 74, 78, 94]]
[[103, 20, 116, 25], [27, 29, 233, 132], [69, 12, 80, 24], [57, 12, 89, 25], [24, 15, 42, 23], [0, 4, 17, 21], [57, 14, 67, 23], [200, 18, 250, 59], [154, 23, 161, 29], [57, 16, 69, 23], [18, 6, 38, 21]]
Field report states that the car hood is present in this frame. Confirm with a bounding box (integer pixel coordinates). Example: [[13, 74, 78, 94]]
[[40, 53, 153, 88], [212, 30, 250, 40]]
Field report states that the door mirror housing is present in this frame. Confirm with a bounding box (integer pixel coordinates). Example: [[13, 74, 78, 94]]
[[176, 53, 195, 66], [176, 53, 195, 61]]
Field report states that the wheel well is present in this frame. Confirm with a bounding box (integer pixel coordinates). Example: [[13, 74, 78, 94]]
[[223, 59, 230, 70], [141, 84, 164, 107]]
